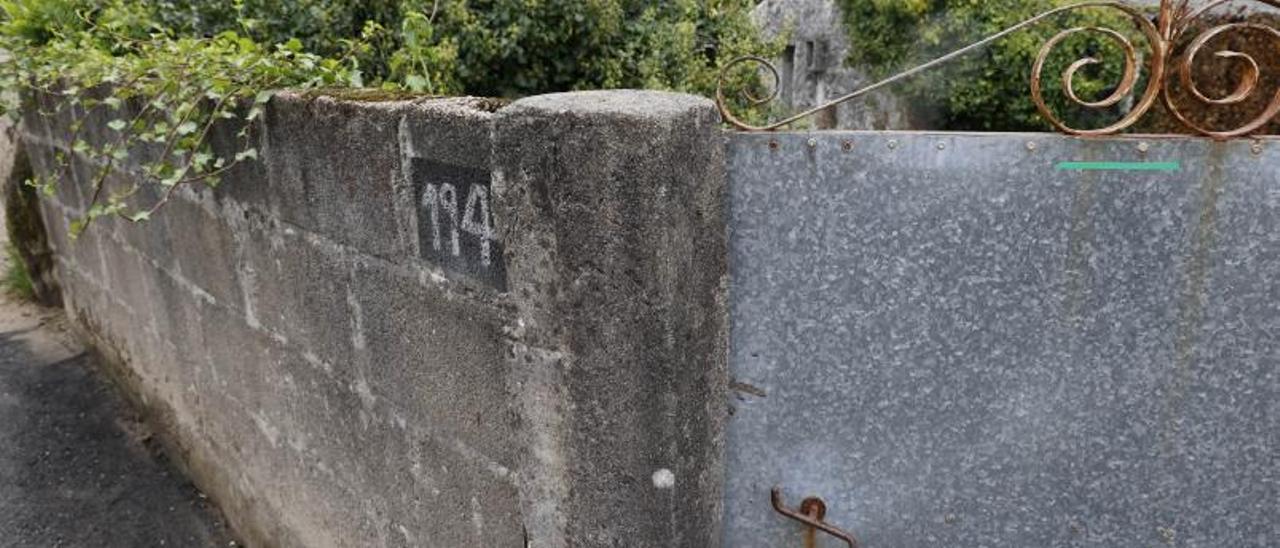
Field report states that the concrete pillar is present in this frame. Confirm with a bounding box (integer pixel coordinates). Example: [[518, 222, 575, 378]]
[[493, 91, 729, 547]]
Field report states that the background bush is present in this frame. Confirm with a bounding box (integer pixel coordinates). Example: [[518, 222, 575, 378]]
[[838, 0, 1146, 131], [0, 0, 778, 230], [147, 0, 778, 99]]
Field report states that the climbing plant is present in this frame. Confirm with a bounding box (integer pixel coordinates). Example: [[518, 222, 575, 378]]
[[0, 0, 349, 234]]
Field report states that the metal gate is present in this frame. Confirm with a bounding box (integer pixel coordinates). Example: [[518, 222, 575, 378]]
[[723, 132, 1279, 547]]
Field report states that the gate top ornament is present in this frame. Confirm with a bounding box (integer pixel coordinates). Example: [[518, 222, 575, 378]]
[[716, 0, 1280, 139]]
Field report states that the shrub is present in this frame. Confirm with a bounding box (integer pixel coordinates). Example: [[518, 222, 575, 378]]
[[147, 0, 779, 99], [838, 0, 1148, 131], [0, 0, 350, 232], [0, 0, 777, 232]]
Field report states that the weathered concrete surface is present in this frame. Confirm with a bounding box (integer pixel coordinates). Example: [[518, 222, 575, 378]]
[[723, 132, 1280, 547], [22, 92, 524, 547], [0, 225, 232, 546], [494, 90, 730, 547], [22, 88, 731, 547]]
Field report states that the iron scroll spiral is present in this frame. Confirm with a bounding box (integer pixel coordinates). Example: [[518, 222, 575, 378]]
[[716, 0, 1280, 139], [1162, 7, 1280, 138]]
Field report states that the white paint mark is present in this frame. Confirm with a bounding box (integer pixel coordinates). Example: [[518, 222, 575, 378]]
[[439, 183, 461, 256], [251, 411, 281, 448], [446, 437, 514, 481], [353, 376, 377, 412], [422, 180, 497, 268], [470, 496, 486, 544], [461, 184, 494, 266], [652, 468, 675, 489], [300, 350, 332, 374], [346, 283, 366, 351], [422, 183, 441, 251]]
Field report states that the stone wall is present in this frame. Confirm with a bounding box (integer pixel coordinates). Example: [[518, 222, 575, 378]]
[[751, 0, 910, 130], [17, 89, 729, 547]]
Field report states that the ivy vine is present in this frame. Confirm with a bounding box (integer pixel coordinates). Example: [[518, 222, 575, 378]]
[[2, 2, 348, 236]]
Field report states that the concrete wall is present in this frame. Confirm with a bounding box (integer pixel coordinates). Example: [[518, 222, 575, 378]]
[[18, 89, 728, 547]]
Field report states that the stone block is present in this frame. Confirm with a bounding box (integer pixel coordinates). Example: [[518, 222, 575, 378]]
[[162, 194, 242, 308], [240, 213, 355, 369], [351, 257, 519, 469], [112, 182, 175, 269], [399, 97, 498, 172], [263, 93, 412, 260], [206, 115, 271, 211]]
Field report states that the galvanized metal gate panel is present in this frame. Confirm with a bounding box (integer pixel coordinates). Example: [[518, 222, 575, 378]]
[[723, 133, 1279, 547]]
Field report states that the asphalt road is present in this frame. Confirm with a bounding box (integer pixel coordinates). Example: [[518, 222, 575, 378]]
[[0, 266, 234, 546]]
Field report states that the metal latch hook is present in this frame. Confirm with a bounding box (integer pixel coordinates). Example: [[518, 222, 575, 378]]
[[770, 486, 861, 548]]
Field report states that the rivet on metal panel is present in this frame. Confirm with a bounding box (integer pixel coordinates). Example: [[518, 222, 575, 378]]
[[841, 141, 853, 152], [888, 139, 899, 150], [770, 486, 860, 548], [937, 142, 947, 151], [1252, 141, 1264, 155], [1138, 141, 1151, 154], [768, 139, 779, 151], [807, 138, 818, 148], [1026, 141, 1037, 152]]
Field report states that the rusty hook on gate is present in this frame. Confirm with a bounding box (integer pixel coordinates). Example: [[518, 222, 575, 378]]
[[771, 486, 861, 548]]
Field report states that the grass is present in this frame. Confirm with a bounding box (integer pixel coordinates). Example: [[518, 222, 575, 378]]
[[3, 243, 35, 301]]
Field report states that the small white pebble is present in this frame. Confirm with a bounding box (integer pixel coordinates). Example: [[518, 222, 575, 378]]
[[652, 468, 675, 489]]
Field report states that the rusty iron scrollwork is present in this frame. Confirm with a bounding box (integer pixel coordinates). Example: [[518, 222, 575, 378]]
[[717, 0, 1280, 139]]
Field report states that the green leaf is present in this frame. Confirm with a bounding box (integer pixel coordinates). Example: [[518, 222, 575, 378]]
[[176, 121, 199, 135], [107, 119, 127, 131], [128, 211, 151, 222], [405, 74, 428, 92]]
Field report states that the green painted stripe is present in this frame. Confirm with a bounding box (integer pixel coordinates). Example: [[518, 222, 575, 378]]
[[1056, 161, 1180, 172]]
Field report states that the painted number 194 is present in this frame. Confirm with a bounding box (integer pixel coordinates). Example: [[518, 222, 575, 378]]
[[421, 182, 495, 267]]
